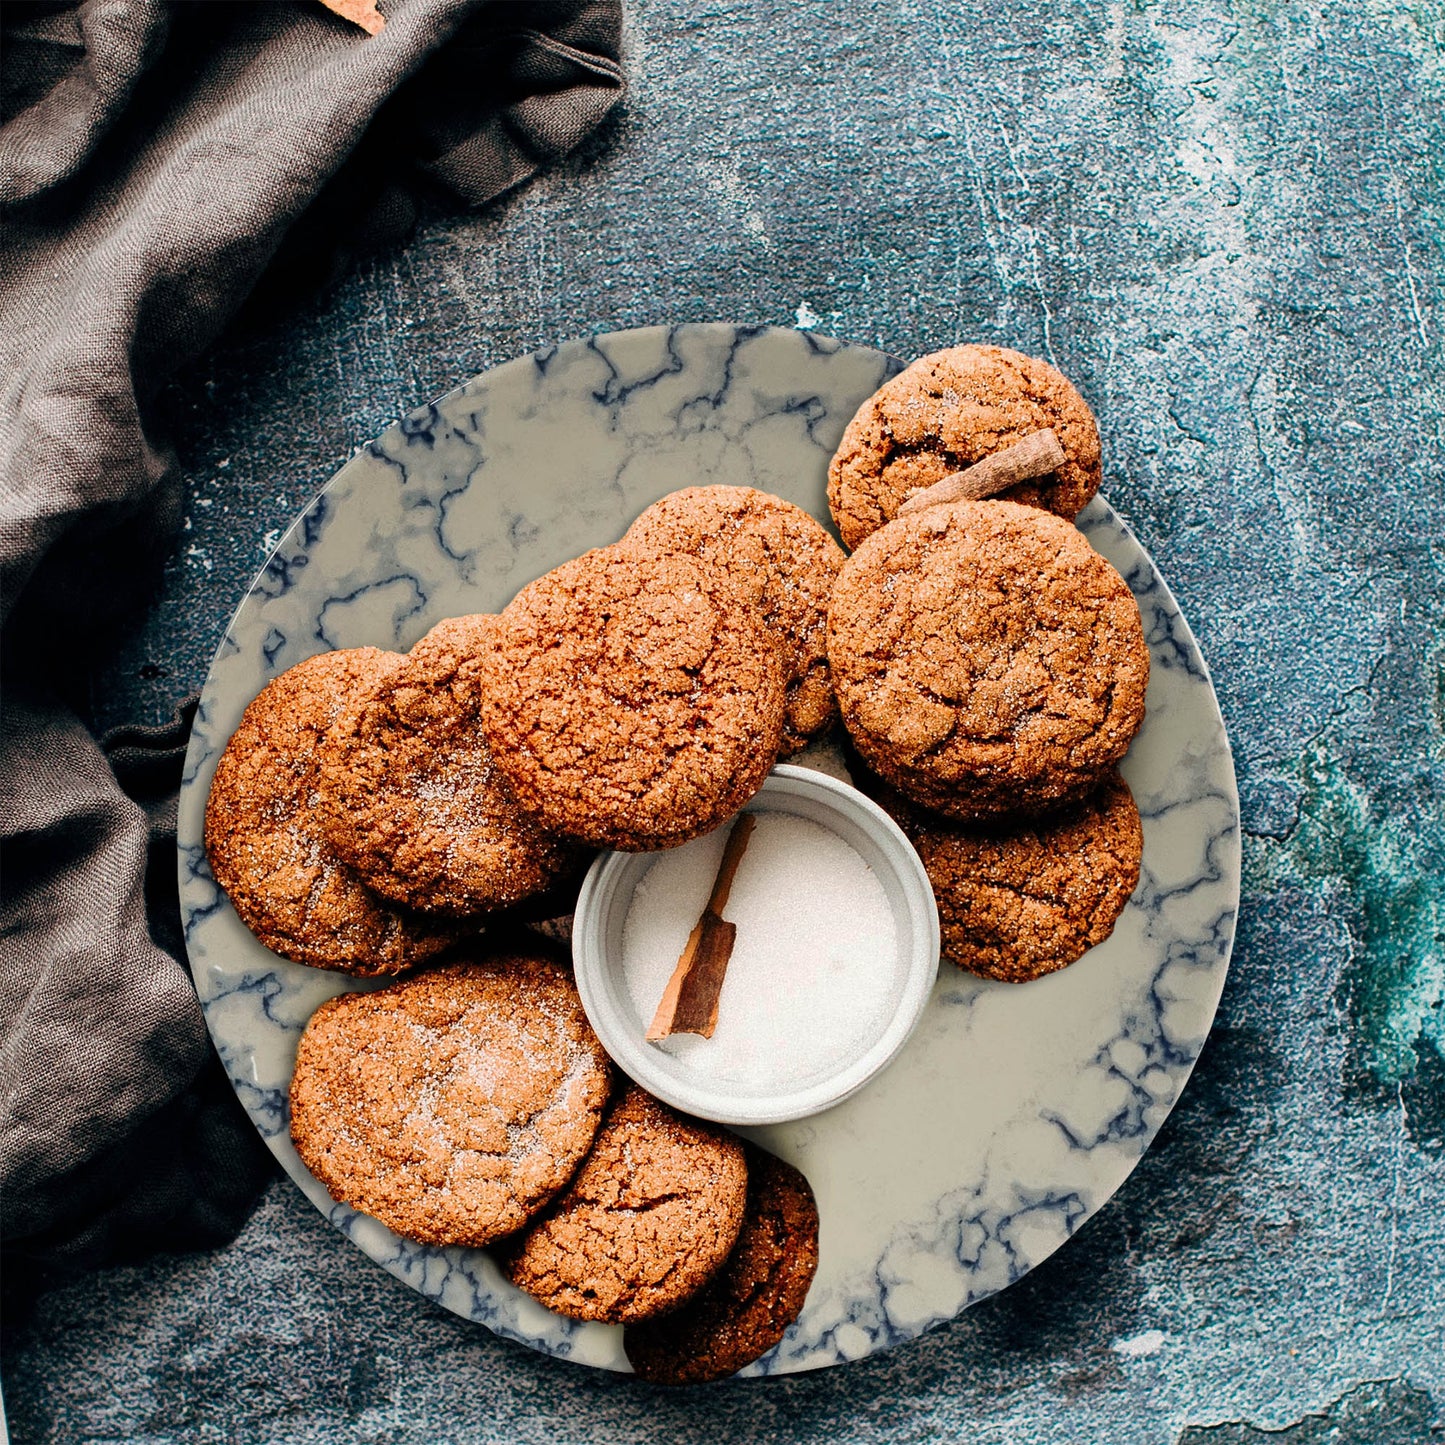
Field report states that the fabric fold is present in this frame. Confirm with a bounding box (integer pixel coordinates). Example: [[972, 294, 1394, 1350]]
[[0, 0, 624, 1277]]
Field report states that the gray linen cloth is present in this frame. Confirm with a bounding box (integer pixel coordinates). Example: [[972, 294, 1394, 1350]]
[[0, 0, 623, 1283]]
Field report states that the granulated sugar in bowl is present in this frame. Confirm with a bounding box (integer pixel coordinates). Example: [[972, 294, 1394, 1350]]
[[573, 765, 940, 1126]]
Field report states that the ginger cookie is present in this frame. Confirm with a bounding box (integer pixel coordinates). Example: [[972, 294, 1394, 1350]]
[[289, 952, 613, 1248], [828, 345, 1102, 550], [204, 649, 463, 975], [497, 1084, 749, 1325], [864, 768, 1144, 982], [318, 615, 581, 917], [479, 547, 786, 851], [623, 486, 845, 754], [828, 500, 1149, 818], [624, 1145, 819, 1384]]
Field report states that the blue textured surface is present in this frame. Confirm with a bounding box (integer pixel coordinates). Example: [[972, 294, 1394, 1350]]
[[4, 0, 1442, 1439]]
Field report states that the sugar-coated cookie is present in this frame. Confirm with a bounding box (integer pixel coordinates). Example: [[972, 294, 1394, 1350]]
[[318, 615, 581, 916], [623, 486, 845, 754], [864, 768, 1144, 981], [828, 501, 1149, 818], [480, 547, 786, 851], [624, 1145, 819, 1384], [828, 345, 1101, 549], [498, 1084, 749, 1325], [289, 953, 612, 1247], [204, 649, 464, 974]]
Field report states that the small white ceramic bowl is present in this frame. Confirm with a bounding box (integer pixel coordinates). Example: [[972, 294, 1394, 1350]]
[[572, 763, 940, 1126]]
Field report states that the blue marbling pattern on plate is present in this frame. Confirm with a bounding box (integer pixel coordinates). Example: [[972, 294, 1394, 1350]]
[[178, 323, 1240, 1375]]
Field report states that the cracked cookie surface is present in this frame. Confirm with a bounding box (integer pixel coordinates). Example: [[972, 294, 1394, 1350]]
[[828, 500, 1150, 818], [497, 1084, 749, 1324], [318, 615, 580, 917], [624, 1144, 819, 1383], [480, 546, 786, 851], [865, 768, 1144, 982], [204, 648, 463, 974], [623, 486, 845, 754], [828, 345, 1102, 550], [289, 953, 612, 1247]]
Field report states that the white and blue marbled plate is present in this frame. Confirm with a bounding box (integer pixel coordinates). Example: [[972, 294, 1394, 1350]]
[[178, 324, 1240, 1375]]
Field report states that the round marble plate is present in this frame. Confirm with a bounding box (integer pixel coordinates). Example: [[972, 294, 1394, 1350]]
[[179, 323, 1239, 1375]]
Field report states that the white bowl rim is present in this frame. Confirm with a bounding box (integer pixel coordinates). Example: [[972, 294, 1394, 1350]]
[[572, 763, 942, 1126]]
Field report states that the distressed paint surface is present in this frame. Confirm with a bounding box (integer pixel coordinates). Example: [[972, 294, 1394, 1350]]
[[3, 0, 1442, 1440]]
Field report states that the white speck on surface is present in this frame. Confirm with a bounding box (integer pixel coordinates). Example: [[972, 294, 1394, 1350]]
[[620, 812, 898, 1090], [1113, 1329, 1167, 1358], [1104, 1, 1126, 78], [794, 301, 822, 330], [259, 529, 281, 555], [696, 155, 770, 247]]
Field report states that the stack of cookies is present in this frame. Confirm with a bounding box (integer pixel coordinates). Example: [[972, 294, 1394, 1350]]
[[205, 487, 843, 1379], [204, 488, 846, 975], [289, 946, 820, 1384], [825, 344, 1149, 983], [475, 484, 845, 854]]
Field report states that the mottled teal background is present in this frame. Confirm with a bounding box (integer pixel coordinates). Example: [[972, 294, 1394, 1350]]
[[5, 0, 1442, 1440]]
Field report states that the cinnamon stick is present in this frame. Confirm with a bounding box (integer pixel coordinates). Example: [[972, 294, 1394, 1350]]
[[646, 813, 756, 1041], [896, 428, 1066, 517], [317, 0, 385, 35]]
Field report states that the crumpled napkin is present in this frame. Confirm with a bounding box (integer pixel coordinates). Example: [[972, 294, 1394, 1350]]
[[0, 0, 623, 1285]]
